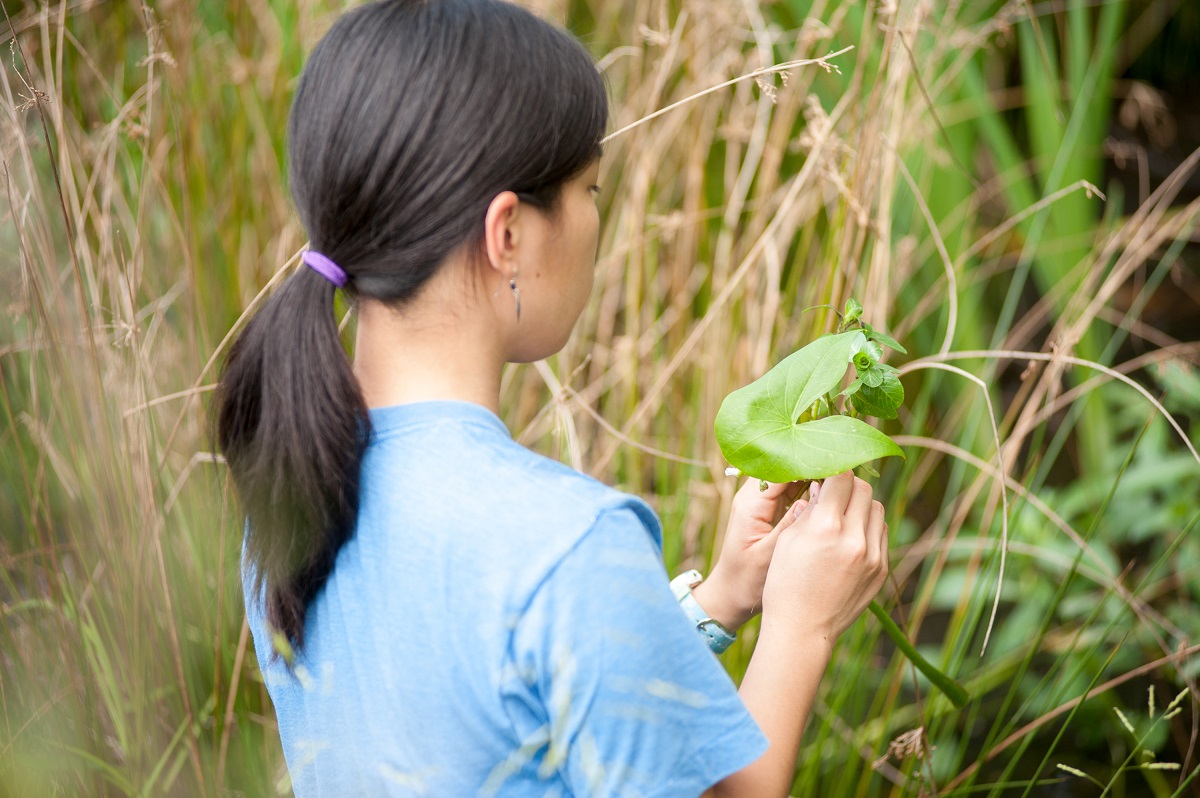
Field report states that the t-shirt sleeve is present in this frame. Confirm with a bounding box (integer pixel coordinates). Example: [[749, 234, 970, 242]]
[[505, 505, 768, 798]]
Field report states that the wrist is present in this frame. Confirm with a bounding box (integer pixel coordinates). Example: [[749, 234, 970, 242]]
[[690, 571, 754, 631], [671, 570, 739, 653], [758, 610, 837, 661]]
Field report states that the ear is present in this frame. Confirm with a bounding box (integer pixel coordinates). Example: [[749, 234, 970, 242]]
[[483, 191, 521, 278]]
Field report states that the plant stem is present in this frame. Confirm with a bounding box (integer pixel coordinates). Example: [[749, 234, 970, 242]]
[[868, 601, 970, 707]]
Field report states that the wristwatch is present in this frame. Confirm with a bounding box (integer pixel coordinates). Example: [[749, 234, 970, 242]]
[[669, 569, 737, 654]]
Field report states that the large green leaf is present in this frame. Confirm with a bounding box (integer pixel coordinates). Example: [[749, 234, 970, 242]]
[[720, 331, 863, 428], [715, 413, 904, 483]]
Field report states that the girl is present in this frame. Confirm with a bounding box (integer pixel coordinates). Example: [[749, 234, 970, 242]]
[[215, 1, 889, 795]]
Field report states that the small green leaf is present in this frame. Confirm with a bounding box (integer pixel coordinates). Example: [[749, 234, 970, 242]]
[[851, 371, 904, 419], [851, 392, 893, 419], [867, 328, 907, 354], [861, 367, 884, 388], [839, 375, 865, 397], [716, 414, 905, 483], [843, 297, 864, 324], [853, 334, 883, 367]]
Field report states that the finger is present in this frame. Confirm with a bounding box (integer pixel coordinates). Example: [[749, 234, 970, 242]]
[[738, 479, 808, 526], [817, 470, 854, 514], [879, 523, 890, 579], [769, 499, 809, 538], [874, 522, 890, 591], [846, 477, 873, 529], [770, 481, 807, 524], [868, 500, 886, 564], [769, 499, 811, 543], [735, 478, 759, 500]]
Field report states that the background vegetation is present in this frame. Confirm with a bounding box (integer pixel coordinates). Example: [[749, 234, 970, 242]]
[[1, 0, 1198, 794]]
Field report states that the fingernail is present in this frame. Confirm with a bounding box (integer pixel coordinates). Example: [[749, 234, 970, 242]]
[[792, 500, 807, 518], [810, 482, 820, 502]]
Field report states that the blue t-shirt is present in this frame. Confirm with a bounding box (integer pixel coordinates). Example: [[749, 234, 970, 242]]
[[244, 400, 767, 797]]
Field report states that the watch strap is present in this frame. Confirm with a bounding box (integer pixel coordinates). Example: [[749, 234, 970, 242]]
[[669, 569, 737, 654]]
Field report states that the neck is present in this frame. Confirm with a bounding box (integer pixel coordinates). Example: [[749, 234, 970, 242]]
[[352, 281, 505, 416]]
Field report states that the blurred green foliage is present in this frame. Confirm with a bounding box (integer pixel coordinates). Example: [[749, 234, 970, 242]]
[[1, 0, 1197, 795]]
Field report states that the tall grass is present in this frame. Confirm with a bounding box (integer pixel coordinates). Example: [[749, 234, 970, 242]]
[[1, 0, 1197, 795]]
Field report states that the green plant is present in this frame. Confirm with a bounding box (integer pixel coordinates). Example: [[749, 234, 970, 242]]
[[3, 0, 1197, 794], [715, 298, 969, 707], [1056, 687, 1189, 795], [714, 297, 906, 482]]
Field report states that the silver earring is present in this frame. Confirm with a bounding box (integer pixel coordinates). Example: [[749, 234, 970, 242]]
[[509, 274, 521, 321]]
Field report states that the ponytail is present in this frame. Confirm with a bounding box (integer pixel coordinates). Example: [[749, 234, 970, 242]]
[[216, 265, 368, 648], [218, 0, 609, 653]]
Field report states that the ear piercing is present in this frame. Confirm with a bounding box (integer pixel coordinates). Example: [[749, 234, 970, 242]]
[[509, 272, 521, 321]]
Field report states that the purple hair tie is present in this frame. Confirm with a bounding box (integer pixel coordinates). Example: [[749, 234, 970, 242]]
[[302, 250, 348, 288]]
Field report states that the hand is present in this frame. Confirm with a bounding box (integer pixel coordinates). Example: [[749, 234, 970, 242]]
[[760, 471, 889, 643], [691, 478, 808, 631]]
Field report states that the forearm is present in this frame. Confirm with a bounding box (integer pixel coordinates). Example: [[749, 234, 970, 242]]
[[710, 616, 833, 798]]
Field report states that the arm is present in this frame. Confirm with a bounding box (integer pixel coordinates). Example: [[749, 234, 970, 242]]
[[703, 621, 833, 798], [510, 506, 774, 796], [698, 472, 889, 798]]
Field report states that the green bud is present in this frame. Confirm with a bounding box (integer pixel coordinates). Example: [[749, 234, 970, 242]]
[[844, 297, 864, 324]]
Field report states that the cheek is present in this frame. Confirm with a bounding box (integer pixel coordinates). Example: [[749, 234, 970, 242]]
[[582, 212, 599, 274], [580, 223, 598, 294]]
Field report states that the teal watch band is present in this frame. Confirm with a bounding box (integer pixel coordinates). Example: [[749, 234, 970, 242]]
[[669, 569, 737, 654]]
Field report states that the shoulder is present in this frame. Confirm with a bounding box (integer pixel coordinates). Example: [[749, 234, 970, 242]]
[[501, 439, 664, 552], [355, 401, 664, 595]]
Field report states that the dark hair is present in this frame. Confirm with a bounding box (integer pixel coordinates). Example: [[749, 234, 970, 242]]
[[215, 0, 608, 650]]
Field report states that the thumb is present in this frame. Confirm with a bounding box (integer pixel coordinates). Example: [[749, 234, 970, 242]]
[[740, 478, 776, 502], [766, 499, 810, 542], [792, 497, 811, 518]]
